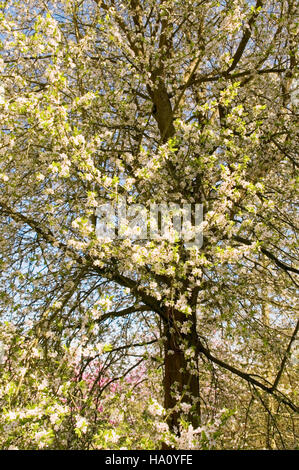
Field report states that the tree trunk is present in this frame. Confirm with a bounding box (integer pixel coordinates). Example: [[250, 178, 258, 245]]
[[162, 307, 200, 448]]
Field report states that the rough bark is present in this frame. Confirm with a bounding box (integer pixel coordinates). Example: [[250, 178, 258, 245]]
[[148, 80, 175, 143]]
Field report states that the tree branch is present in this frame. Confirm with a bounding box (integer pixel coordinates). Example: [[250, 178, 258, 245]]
[[227, 0, 263, 73], [271, 318, 299, 392], [197, 339, 298, 413]]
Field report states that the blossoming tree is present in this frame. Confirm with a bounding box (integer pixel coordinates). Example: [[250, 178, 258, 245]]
[[0, 0, 298, 449]]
